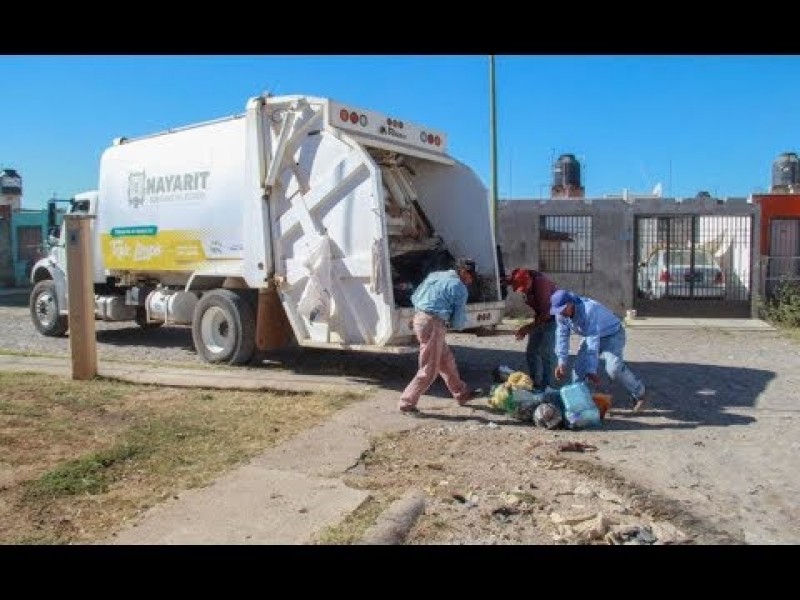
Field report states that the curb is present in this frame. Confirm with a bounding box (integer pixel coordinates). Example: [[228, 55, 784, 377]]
[[358, 489, 427, 545]]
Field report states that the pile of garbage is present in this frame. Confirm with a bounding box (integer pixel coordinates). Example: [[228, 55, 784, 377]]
[[488, 365, 611, 431]]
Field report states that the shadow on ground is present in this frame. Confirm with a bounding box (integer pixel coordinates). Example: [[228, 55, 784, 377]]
[[15, 313, 774, 433], [252, 343, 774, 432], [95, 326, 196, 352]]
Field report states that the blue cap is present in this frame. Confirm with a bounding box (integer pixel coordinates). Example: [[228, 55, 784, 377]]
[[549, 289, 575, 315]]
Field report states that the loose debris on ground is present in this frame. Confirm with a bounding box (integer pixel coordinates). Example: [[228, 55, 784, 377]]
[[342, 416, 742, 545]]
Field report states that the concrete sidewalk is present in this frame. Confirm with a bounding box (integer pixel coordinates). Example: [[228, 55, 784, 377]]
[[0, 353, 423, 544], [624, 317, 776, 332], [0, 354, 375, 395]]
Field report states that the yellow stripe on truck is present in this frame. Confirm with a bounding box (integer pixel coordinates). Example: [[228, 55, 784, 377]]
[[101, 230, 207, 271]]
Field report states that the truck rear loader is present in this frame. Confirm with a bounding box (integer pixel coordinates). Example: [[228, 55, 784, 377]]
[[29, 93, 506, 364]]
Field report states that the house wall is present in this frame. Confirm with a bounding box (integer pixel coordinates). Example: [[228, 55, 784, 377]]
[[751, 193, 800, 254], [751, 194, 800, 295], [497, 197, 760, 317], [10, 210, 48, 287]]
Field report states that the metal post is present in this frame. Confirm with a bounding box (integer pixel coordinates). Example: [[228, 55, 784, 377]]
[[64, 214, 97, 380], [489, 55, 499, 237]]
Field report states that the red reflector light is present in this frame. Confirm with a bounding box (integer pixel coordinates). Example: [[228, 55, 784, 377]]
[[427, 134, 434, 144], [350, 111, 359, 124], [434, 135, 441, 146], [339, 109, 349, 122]]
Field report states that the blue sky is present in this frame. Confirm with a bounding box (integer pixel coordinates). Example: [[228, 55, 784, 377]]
[[2, 55, 799, 209]]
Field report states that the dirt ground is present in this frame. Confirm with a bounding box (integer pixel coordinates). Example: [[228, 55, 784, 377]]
[[339, 323, 800, 545], [347, 405, 738, 545]]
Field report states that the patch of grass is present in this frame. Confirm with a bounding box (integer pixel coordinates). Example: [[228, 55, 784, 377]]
[[0, 371, 362, 544], [25, 443, 144, 499], [0, 399, 47, 418], [313, 495, 387, 545], [51, 386, 128, 409]]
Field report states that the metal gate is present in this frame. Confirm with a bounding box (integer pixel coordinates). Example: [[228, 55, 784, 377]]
[[634, 215, 753, 317]]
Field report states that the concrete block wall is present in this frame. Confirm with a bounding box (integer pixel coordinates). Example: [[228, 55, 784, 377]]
[[497, 197, 760, 318]]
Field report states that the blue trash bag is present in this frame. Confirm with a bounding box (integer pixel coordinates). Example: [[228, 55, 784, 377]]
[[559, 382, 602, 430]]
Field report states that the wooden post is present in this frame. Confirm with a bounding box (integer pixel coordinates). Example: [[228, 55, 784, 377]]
[[64, 214, 97, 380]]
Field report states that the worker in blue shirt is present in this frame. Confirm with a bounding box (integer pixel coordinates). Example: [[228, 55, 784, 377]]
[[398, 258, 480, 413], [550, 289, 648, 412]]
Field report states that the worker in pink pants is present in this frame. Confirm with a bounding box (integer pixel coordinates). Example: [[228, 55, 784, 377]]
[[399, 258, 479, 413]]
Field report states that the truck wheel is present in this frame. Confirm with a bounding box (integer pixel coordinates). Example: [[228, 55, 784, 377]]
[[30, 280, 69, 337], [135, 307, 163, 330], [191, 289, 256, 365]]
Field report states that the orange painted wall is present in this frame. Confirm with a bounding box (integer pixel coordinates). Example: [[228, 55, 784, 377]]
[[751, 194, 800, 254]]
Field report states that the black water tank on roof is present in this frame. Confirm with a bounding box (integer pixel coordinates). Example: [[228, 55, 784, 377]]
[[552, 154, 581, 188], [772, 152, 800, 189], [0, 168, 22, 195]]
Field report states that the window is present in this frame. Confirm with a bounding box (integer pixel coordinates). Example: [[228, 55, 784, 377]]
[[538, 215, 593, 273]]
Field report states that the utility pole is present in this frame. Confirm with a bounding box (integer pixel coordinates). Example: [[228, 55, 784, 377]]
[[489, 55, 499, 238]]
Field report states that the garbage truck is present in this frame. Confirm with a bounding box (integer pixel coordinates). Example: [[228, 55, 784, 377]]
[[29, 93, 506, 364]]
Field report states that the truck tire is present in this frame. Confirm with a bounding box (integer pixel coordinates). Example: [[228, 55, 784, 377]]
[[191, 289, 256, 365], [30, 280, 69, 337]]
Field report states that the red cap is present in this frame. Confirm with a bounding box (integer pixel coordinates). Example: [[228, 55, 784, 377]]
[[508, 268, 532, 292]]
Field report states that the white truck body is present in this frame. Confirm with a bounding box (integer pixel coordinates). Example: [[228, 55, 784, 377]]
[[30, 94, 505, 363]]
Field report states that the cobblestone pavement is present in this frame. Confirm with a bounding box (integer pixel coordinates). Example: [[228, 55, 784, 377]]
[[2, 299, 798, 544]]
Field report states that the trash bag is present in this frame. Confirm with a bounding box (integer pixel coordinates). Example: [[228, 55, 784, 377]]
[[507, 371, 534, 391], [592, 393, 613, 419], [560, 382, 602, 430], [489, 384, 512, 412], [534, 402, 564, 429], [509, 388, 546, 422]]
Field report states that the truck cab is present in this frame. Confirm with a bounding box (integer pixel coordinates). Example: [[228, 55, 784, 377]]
[[29, 191, 98, 337]]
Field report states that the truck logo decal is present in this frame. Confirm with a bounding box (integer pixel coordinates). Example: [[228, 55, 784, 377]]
[[128, 172, 146, 208], [127, 170, 211, 208]]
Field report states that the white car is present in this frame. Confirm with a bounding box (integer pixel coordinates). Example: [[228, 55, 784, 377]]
[[638, 248, 725, 300]]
